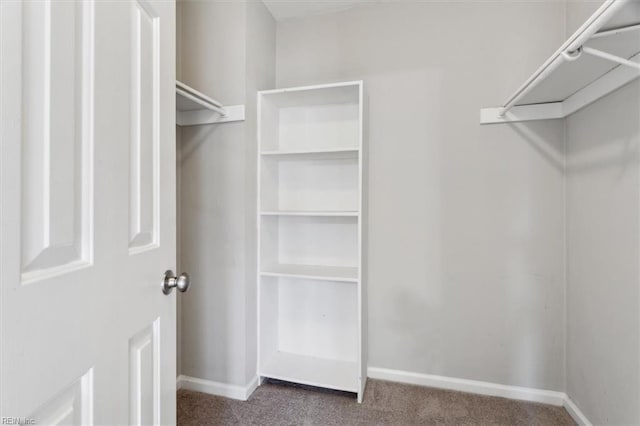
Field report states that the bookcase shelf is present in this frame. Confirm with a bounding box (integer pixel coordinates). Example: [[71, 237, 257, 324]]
[[260, 211, 359, 217], [257, 81, 366, 402], [261, 351, 359, 393], [261, 148, 359, 160], [261, 264, 358, 283]]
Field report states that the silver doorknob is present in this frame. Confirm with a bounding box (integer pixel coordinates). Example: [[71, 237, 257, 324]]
[[162, 270, 190, 295]]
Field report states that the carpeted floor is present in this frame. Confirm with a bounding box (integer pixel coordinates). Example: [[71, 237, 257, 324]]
[[177, 379, 576, 425]]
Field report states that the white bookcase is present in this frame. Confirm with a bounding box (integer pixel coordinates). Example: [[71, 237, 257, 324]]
[[257, 81, 366, 402]]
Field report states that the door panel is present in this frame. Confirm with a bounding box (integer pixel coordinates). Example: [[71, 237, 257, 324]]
[[20, 0, 93, 282], [0, 0, 176, 424], [31, 370, 94, 426], [129, 0, 160, 253], [129, 320, 160, 425]]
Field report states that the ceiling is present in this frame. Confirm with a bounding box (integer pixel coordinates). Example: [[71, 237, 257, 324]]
[[263, 0, 375, 21]]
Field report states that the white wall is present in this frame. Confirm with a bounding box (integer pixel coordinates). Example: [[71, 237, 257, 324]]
[[565, 0, 604, 35], [177, 0, 275, 386], [566, 82, 640, 425], [276, 2, 568, 391]]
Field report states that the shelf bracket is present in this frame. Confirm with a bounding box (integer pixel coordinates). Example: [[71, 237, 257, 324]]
[[562, 47, 583, 62], [176, 105, 246, 127], [480, 103, 564, 124], [582, 46, 640, 71]]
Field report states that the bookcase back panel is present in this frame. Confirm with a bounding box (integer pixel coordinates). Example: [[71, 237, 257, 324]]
[[274, 277, 358, 362], [261, 158, 359, 211], [277, 104, 359, 151], [278, 216, 358, 267]]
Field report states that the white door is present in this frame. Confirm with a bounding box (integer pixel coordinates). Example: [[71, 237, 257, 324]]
[[0, 0, 178, 424]]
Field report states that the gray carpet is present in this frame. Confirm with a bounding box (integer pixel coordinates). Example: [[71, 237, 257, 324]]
[[177, 379, 576, 425]]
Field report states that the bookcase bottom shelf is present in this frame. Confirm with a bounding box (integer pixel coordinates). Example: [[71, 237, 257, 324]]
[[260, 351, 359, 393]]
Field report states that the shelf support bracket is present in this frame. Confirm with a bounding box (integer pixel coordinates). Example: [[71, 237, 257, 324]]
[[582, 46, 640, 71], [562, 47, 583, 62], [480, 103, 565, 124]]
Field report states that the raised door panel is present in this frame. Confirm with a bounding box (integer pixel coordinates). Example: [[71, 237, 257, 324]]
[[20, 0, 94, 283], [31, 370, 94, 425], [129, 320, 160, 426], [129, 0, 160, 253]]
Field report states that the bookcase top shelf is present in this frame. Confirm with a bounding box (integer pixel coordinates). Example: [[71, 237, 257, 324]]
[[260, 81, 362, 108]]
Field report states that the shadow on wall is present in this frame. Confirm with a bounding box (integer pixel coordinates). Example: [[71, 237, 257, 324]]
[[508, 123, 564, 172], [566, 84, 640, 176]]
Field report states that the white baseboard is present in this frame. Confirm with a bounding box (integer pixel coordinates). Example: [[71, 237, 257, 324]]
[[177, 374, 259, 401], [368, 367, 566, 406], [563, 396, 592, 426], [245, 375, 260, 398], [368, 367, 591, 425]]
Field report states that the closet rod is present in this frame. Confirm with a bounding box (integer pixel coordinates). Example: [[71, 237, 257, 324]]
[[176, 83, 227, 116], [499, 0, 629, 116]]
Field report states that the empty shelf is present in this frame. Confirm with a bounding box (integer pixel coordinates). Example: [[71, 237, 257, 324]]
[[261, 264, 358, 283], [261, 211, 358, 217], [481, 1, 640, 124], [261, 148, 359, 160], [260, 352, 358, 393]]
